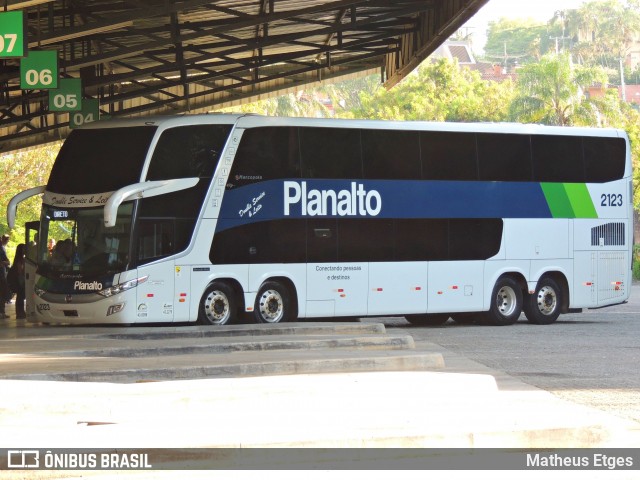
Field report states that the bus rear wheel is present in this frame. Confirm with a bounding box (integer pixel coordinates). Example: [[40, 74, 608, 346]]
[[481, 277, 522, 326], [253, 281, 294, 324], [198, 282, 237, 326], [405, 314, 450, 326], [524, 276, 562, 325]]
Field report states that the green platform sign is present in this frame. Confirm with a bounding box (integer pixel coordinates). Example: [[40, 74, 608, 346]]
[[49, 78, 83, 112], [0, 11, 27, 58], [70, 99, 100, 128], [20, 50, 59, 89]]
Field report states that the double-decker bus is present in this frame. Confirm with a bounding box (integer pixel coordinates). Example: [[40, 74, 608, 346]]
[[8, 114, 633, 326]]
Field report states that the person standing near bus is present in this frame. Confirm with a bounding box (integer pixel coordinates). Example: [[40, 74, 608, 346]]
[[7, 244, 26, 319], [0, 234, 10, 319]]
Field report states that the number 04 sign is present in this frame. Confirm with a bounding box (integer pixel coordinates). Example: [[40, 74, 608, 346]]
[[70, 98, 100, 129], [49, 78, 83, 112]]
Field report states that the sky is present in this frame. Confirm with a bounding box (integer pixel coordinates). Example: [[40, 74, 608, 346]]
[[463, 0, 588, 52]]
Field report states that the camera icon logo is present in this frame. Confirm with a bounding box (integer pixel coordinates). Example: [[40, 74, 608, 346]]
[[7, 450, 40, 468]]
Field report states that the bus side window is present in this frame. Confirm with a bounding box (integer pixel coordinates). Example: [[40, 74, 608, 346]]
[[337, 219, 394, 262], [147, 125, 232, 180], [532, 135, 584, 182], [362, 130, 420, 180], [477, 133, 532, 182], [421, 131, 478, 181], [211, 220, 305, 265], [449, 219, 503, 261], [229, 127, 301, 189], [137, 219, 175, 262], [584, 137, 626, 183], [395, 219, 448, 261], [307, 219, 338, 263], [299, 127, 362, 179]]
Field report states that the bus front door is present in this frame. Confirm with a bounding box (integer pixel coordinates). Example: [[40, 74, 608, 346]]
[[24, 221, 39, 319]]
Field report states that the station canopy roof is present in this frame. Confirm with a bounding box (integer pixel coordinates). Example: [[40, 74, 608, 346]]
[[0, 0, 489, 153]]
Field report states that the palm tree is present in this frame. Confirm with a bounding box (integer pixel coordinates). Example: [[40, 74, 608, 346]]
[[509, 52, 610, 126]]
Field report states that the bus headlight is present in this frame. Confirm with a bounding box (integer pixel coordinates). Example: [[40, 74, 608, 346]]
[[97, 276, 148, 298]]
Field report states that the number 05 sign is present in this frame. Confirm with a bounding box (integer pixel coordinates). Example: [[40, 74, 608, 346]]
[[49, 78, 82, 112]]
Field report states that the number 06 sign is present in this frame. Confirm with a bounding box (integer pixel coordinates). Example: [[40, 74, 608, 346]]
[[49, 78, 83, 112], [20, 50, 59, 89]]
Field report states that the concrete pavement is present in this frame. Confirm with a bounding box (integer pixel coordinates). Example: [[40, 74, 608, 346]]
[[0, 300, 639, 465]]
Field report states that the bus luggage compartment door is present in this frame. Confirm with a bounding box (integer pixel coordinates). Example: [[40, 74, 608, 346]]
[[367, 262, 428, 316], [307, 263, 368, 317], [597, 251, 628, 305]]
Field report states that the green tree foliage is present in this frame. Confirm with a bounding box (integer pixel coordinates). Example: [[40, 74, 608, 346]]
[[570, 0, 640, 72], [0, 143, 59, 258], [619, 104, 640, 209], [483, 17, 549, 65], [509, 52, 610, 126], [216, 76, 380, 118], [351, 59, 515, 122]]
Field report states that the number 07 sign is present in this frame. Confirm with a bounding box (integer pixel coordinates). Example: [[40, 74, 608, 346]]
[[0, 11, 27, 58]]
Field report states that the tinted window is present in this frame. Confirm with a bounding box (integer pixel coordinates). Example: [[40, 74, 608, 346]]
[[478, 134, 532, 181], [300, 128, 362, 178], [227, 127, 300, 189], [421, 131, 478, 180], [48, 127, 156, 194], [135, 182, 208, 265], [210, 217, 503, 264], [211, 220, 305, 264], [395, 219, 448, 261], [362, 130, 421, 179], [307, 219, 338, 263], [337, 219, 394, 262], [532, 135, 584, 182], [147, 125, 231, 180], [584, 137, 626, 182], [449, 219, 503, 260]]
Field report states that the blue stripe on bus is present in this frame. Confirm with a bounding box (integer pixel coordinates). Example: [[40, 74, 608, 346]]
[[215, 179, 552, 231]]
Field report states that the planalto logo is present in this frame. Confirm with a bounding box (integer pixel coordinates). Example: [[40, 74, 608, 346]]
[[284, 181, 382, 217], [74, 280, 103, 291]]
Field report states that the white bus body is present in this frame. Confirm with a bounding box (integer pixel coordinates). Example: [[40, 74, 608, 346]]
[[10, 114, 632, 326]]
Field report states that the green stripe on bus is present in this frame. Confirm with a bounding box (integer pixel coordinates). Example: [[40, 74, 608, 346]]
[[541, 183, 574, 218], [564, 183, 598, 218]]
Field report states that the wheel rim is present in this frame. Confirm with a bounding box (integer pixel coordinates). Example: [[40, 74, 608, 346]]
[[496, 286, 518, 317], [536, 285, 557, 316], [258, 289, 284, 323], [203, 290, 230, 325]]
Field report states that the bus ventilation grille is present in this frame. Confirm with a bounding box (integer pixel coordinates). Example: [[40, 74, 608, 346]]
[[591, 222, 625, 246]]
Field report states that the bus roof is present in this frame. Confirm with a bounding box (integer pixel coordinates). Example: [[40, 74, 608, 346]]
[[79, 113, 625, 138], [77, 113, 245, 129], [234, 115, 625, 138]]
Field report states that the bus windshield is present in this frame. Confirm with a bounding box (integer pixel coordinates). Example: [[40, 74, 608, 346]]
[[38, 204, 133, 276], [47, 127, 157, 195]]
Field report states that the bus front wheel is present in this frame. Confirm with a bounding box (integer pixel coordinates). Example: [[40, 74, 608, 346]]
[[198, 281, 237, 326], [481, 277, 522, 326], [523, 276, 562, 325], [254, 281, 294, 324]]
